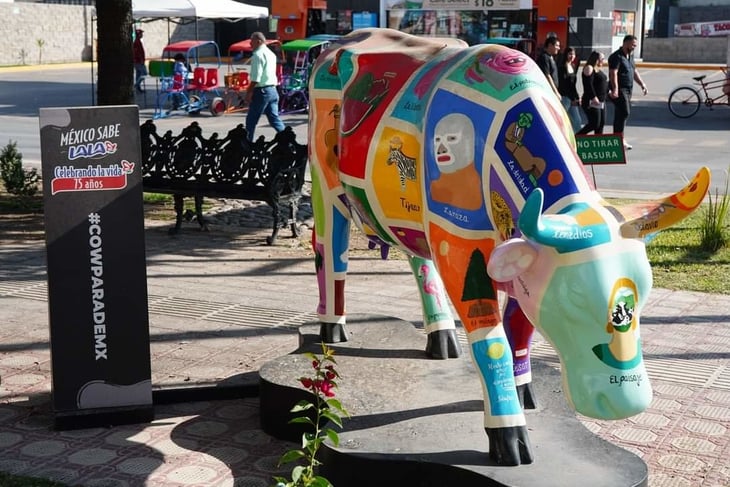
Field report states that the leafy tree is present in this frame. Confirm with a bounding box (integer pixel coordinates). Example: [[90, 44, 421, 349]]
[[461, 248, 495, 302], [462, 248, 497, 318], [95, 0, 134, 105]]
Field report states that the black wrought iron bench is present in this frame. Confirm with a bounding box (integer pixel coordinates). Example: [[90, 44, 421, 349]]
[[140, 120, 308, 245]]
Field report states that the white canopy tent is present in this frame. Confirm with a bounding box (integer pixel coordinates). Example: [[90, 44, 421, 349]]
[[132, 0, 269, 39], [132, 0, 268, 22]]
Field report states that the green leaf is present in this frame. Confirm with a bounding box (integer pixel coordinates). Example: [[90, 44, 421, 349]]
[[278, 449, 306, 465], [325, 428, 340, 446], [311, 476, 334, 487], [321, 410, 343, 427], [289, 417, 315, 426], [291, 465, 306, 483], [325, 398, 348, 415], [303, 352, 318, 361], [291, 402, 315, 413]]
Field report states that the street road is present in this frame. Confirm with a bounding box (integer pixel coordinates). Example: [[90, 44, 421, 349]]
[[1, 63, 728, 195]]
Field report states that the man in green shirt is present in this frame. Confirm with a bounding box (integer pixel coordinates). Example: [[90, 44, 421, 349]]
[[245, 32, 286, 141]]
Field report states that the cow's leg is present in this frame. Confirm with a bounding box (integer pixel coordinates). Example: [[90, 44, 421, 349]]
[[407, 256, 460, 359], [470, 323, 533, 466], [431, 249, 533, 466], [312, 172, 351, 343], [503, 297, 537, 409]]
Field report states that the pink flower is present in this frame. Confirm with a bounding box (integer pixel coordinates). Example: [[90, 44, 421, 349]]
[[300, 378, 313, 389], [312, 360, 320, 369], [320, 380, 335, 397]]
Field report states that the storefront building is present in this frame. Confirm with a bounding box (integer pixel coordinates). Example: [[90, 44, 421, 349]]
[[320, 1, 645, 60], [324, 1, 536, 46]]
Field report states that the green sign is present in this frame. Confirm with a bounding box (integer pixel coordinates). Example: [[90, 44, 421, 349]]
[[576, 134, 627, 165]]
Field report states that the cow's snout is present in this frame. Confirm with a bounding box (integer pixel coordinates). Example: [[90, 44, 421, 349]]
[[562, 357, 653, 421]]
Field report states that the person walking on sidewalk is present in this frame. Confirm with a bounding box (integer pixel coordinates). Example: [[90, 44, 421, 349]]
[[608, 34, 648, 150], [133, 29, 147, 93], [577, 51, 609, 135], [537, 36, 561, 99], [557, 46, 583, 132], [245, 31, 286, 142]]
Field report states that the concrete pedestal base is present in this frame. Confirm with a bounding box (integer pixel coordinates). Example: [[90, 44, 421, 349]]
[[260, 314, 648, 487]]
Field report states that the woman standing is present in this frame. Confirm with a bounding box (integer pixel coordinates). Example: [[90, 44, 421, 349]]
[[557, 47, 583, 132], [577, 51, 609, 135]]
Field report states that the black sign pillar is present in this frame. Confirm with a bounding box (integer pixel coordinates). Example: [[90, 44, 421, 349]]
[[40, 106, 153, 430]]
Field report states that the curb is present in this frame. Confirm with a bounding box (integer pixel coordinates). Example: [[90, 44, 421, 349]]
[[636, 61, 725, 70]]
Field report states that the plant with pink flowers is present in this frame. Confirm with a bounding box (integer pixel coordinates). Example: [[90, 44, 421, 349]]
[[273, 343, 349, 487]]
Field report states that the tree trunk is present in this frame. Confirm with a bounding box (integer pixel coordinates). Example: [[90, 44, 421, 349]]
[[96, 0, 134, 106]]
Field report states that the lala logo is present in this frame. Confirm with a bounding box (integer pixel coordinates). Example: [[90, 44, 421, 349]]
[[68, 140, 118, 161]]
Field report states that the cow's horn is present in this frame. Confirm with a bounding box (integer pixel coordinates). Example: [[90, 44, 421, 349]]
[[518, 188, 546, 242], [519, 188, 597, 250], [518, 189, 563, 245], [612, 167, 710, 239]]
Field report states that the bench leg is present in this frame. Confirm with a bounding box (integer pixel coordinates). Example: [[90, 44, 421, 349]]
[[289, 198, 301, 238], [169, 194, 185, 235], [267, 203, 281, 246], [194, 195, 209, 232]]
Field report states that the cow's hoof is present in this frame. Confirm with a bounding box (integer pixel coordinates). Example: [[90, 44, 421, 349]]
[[320, 322, 348, 343], [517, 382, 538, 410], [425, 329, 461, 359], [485, 425, 534, 466]]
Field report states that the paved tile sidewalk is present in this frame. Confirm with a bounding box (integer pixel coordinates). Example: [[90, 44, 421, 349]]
[[0, 203, 729, 486]]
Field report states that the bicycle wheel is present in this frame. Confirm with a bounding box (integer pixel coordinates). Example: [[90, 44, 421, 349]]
[[668, 86, 701, 118]]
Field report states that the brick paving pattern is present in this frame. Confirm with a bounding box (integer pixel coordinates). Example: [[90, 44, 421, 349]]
[[0, 200, 729, 486]]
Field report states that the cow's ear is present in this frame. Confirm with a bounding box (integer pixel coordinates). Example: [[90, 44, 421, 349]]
[[487, 238, 538, 282], [614, 166, 710, 239]]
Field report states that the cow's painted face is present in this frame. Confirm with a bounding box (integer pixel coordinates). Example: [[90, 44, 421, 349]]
[[535, 247, 653, 420], [433, 113, 474, 173], [488, 190, 653, 420]]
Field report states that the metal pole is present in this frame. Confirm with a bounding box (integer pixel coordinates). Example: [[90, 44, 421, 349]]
[[91, 15, 95, 106]]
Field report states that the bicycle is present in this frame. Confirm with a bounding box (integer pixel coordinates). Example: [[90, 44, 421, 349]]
[[667, 67, 730, 118]]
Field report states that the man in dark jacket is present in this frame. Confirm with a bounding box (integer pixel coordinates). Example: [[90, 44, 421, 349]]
[[536, 36, 561, 99], [608, 35, 648, 150]]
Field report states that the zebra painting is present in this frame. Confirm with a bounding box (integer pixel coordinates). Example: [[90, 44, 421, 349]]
[[386, 136, 417, 192]]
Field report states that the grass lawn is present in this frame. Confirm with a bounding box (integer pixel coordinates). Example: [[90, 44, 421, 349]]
[[644, 207, 730, 294]]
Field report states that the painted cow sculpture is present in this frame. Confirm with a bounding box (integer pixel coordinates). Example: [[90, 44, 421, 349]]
[[308, 28, 710, 466]]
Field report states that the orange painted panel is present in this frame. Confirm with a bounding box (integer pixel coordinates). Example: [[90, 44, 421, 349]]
[[428, 222, 498, 334], [311, 99, 343, 190]]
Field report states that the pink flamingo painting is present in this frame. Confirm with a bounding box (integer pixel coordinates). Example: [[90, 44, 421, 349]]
[[419, 264, 444, 309]]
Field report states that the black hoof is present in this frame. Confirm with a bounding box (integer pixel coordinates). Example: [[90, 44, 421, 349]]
[[517, 382, 538, 410], [320, 322, 348, 343], [425, 329, 461, 359], [485, 425, 534, 466]]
